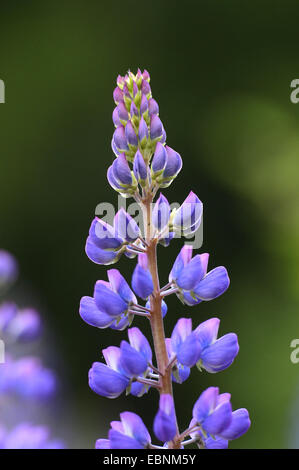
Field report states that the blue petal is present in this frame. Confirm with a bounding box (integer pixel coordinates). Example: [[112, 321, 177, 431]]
[[89, 218, 123, 251], [132, 264, 153, 299], [176, 255, 205, 290], [194, 266, 230, 300], [169, 245, 193, 282], [79, 296, 114, 328], [120, 412, 151, 447], [152, 194, 170, 230], [193, 387, 219, 424], [85, 238, 120, 265], [114, 208, 140, 243], [88, 362, 128, 398], [176, 333, 201, 367], [119, 341, 148, 377], [154, 395, 177, 443], [171, 318, 193, 352], [107, 269, 137, 304], [194, 318, 220, 349], [219, 408, 250, 440], [204, 436, 228, 449], [202, 401, 232, 436], [95, 439, 110, 449], [128, 327, 152, 362], [201, 333, 239, 373], [94, 281, 128, 317], [109, 430, 143, 449]]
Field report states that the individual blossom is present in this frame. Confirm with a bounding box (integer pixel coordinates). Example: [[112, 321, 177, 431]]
[[170, 318, 201, 368], [96, 411, 152, 449], [88, 327, 152, 399], [168, 245, 230, 306], [190, 387, 250, 447], [151, 145, 182, 188], [152, 193, 171, 232], [170, 191, 203, 236]]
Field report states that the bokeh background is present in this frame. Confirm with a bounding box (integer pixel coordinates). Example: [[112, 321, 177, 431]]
[[1, 0, 299, 448]]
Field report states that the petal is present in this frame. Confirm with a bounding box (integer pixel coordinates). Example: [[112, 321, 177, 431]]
[[102, 346, 122, 372], [152, 142, 167, 173], [194, 318, 220, 349], [94, 281, 128, 317], [133, 150, 147, 181], [219, 408, 251, 440], [201, 333, 239, 373], [173, 191, 203, 230], [176, 255, 205, 290], [85, 238, 120, 265], [89, 218, 123, 251], [95, 439, 110, 449], [79, 296, 114, 328], [119, 341, 148, 377], [176, 333, 201, 367], [194, 266, 230, 300], [202, 401, 232, 435], [107, 269, 137, 304], [169, 245, 193, 283], [154, 395, 177, 442], [171, 318, 193, 352], [88, 362, 128, 398], [152, 194, 170, 230], [120, 412, 151, 446], [128, 327, 152, 362], [204, 436, 228, 449], [163, 146, 182, 178], [114, 208, 140, 243], [131, 264, 153, 299], [109, 430, 143, 449], [192, 387, 219, 424], [112, 154, 132, 185]]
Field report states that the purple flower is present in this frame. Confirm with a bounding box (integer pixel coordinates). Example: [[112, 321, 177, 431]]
[[133, 150, 147, 183], [169, 245, 230, 305], [148, 98, 159, 116], [140, 94, 148, 115], [195, 318, 239, 373], [151, 142, 167, 175], [94, 269, 137, 319], [152, 193, 170, 231], [113, 208, 140, 243], [138, 116, 149, 143], [170, 318, 201, 367], [89, 347, 130, 398], [0, 423, 64, 449], [125, 121, 138, 147], [131, 254, 153, 299], [113, 86, 123, 104], [98, 412, 151, 449], [0, 250, 18, 288], [165, 338, 190, 383], [150, 115, 163, 140], [172, 191, 203, 235], [113, 126, 129, 152], [154, 395, 177, 443], [5, 308, 41, 342], [158, 146, 182, 187], [79, 296, 132, 330]]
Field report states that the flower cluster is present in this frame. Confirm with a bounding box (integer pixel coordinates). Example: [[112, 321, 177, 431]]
[[80, 70, 250, 449], [0, 250, 64, 448]]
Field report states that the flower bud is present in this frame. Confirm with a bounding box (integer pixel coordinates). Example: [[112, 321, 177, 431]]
[[117, 102, 129, 124], [133, 150, 147, 184], [148, 98, 159, 116], [140, 94, 148, 115], [150, 115, 163, 140], [138, 116, 149, 144], [152, 193, 170, 231], [154, 395, 177, 442], [113, 86, 123, 104], [151, 142, 167, 175], [113, 126, 129, 152], [131, 254, 153, 299], [125, 121, 138, 147]]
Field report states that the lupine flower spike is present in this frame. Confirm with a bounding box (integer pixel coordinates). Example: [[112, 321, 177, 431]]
[[80, 69, 250, 449]]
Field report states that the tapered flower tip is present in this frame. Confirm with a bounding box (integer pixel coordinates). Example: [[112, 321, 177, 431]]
[[142, 69, 150, 81], [79, 296, 114, 328], [133, 149, 147, 181], [112, 154, 132, 186], [7, 308, 41, 342], [131, 260, 154, 300], [117, 101, 129, 123], [163, 146, 182, 178], [140, 94, 148, 114], [0, 250, 18, 287], [113, 86, 123, 104], [148, 98, 159, 116], [154, 394, 177, 443], [128, 327, 152, 362], [152, 193, 170, 230], [150, 115, 163, 140], [194, 266, 230, 301], [85, 238, 121, 265], [113, 126, 129, 151], [138, 116, 149, 142], [114, 208, 140, 242], [194, 317, 220, 348], [102, 345, 122, 371], [130, 101, 139, 117], [176, 254, 206, 290], [88, 362, 129, 399], [125, 121, 138, 147], [173, 191, 203, 231], [152, 142, 167, 173], [193, 387, 233, 435], [201, 333, 239, 373], [169, 245, 193, 282], [107, 268, 137, 304], [94, 280, 128, 317], [171, 318, 193, 348], [120, 412, 151, 447], [0, 302, 17, 332], [220, 408, 251, 440], [171, 318, 201, 367], [112, 107, 121, 127], [141, 79, 151, 96], [119, 341, 148, 377]]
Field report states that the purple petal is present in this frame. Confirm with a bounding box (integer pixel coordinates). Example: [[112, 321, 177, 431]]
[[193, 387, 219, 424], [150, 115, 163, 140], [140, 94, 148, 114], [113, 87, 123, 104], [154, 394, 177, 442], [138, 116, 149, 141], [163, 146, 182, 178], [79, 296, 114, 328], [133, 150, 147, 181], [128, 327, 152, 362], [112, 154, 132, 185], [219, 408, 251, 440], [117, 101, 129, 122], [89, 218, 124, 250], [200, 333, 239, 373], [125, 121, 138, 146], [120, 412, 151, 447], [176, 333, 201, 367], [205, 436, 228, 449], [202, 401, 232, 436], [113, 126, 129, 151], [109, 430, 143, 449], [107, 269, 137, 304], [132, 264, 153, 299], [95, 439, 110, 449], [88, 362, 128, 398], [152, 193, 170, 230], [94, 281, 128, 317], [119, 341, 148, 377], [194, 266, 230, 300], [85, 238, 120, 265], [148, 98, 159, 116], [152, 142, 167, 173], [194, 318, 220, 349], [169, 245, 193, 282], [176, 255, 205, 290], [114, 208, 140, 242]]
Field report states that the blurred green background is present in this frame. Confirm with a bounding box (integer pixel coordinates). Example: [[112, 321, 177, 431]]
[[1, 0, 299, 448]]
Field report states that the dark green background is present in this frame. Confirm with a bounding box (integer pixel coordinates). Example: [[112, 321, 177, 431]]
[[1, 0, 299, 448]]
